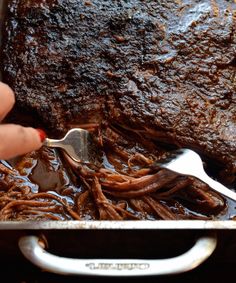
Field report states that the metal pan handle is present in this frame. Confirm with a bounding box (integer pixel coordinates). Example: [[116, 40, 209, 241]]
[[19, 234, 217, 276]]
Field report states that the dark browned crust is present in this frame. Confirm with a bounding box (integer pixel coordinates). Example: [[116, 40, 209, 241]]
[[2, 0, 236, 173]]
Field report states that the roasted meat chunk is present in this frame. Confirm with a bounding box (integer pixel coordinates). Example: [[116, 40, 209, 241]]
[[2, 0, 236, 175]]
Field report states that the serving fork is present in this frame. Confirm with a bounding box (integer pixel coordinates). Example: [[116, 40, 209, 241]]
[[155, 148, 236, 202], [44, 128, 101, 166]]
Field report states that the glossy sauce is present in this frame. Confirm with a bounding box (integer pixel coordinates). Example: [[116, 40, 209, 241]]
[[5, 141, 234, 220]]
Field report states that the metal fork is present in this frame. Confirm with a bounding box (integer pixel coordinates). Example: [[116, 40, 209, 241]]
[[156, 148, 236, 202], [44, 128, 101, 166]]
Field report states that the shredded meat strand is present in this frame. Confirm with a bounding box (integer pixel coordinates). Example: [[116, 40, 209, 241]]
[[0, 124, 227, 221]]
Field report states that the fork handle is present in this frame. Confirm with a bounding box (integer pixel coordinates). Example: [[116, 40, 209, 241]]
[[44, 138, 64, 149], [196, 172, 236, 202]]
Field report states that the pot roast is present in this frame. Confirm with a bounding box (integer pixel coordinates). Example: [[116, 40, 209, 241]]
[[0, 0, 236, 220]]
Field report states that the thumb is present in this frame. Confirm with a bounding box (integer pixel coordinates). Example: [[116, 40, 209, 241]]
[[0, 124, 46, 160]]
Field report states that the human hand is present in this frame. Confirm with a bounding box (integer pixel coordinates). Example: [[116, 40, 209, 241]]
[[0, 82, 45, 160]]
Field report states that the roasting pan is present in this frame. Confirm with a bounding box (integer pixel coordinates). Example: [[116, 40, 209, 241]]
[[1, 0, 236, 277]]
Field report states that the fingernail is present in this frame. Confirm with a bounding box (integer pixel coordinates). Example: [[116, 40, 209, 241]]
[[36, 129, 47, 142]]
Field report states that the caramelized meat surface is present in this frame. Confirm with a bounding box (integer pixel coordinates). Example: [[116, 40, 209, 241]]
[[1, 0, 236, 221], [2, 0, 236, 173]]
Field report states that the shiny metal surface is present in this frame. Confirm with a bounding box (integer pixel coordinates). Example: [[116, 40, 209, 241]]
[[160, 149, 236, 202], [18, 234, 217, 276], [0, 220, 236, 230], [45, 128, 101, 166]]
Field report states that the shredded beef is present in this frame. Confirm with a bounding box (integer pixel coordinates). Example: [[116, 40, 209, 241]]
[[1, 0, 236, 220]]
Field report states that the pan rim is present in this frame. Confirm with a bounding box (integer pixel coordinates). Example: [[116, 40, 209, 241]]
[[0, 219, 235, 230]]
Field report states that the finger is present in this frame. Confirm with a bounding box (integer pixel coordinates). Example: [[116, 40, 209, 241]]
[[0, 124, 44, 160], [0, 82, 15, 121]]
